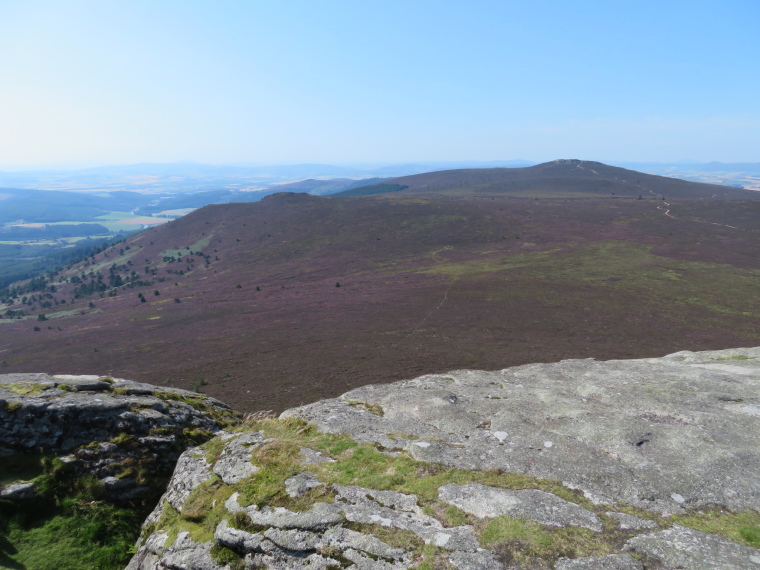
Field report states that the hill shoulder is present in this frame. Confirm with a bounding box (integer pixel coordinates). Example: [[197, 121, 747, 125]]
[[343, 159, 760, 200]]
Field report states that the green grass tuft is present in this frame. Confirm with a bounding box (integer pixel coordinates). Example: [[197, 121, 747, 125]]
[[673, 509, 760, 548]]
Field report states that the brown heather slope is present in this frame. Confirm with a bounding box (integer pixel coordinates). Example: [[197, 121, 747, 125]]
[[338, 158, 760, 199], [2, 176, 760, 413]]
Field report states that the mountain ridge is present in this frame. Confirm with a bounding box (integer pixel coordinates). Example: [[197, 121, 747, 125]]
[[337, 159, 760, 199], [2, 163, 760, 412]]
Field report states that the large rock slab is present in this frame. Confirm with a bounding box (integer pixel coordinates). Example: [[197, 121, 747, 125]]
[[287, 347, 760, 514], [128, 347, 760, 569], [554, 554, 644, 569], [623, 525, 760, 568], [438, 483, 603, 531]]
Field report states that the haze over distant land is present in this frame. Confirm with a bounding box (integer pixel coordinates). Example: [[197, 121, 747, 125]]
[[1, 1, 758, 167]]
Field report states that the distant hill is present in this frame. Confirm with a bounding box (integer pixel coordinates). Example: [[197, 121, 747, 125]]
[[2, 170, 760, 413], [342, 159, 760, 199], [268, 177, 390, 195]]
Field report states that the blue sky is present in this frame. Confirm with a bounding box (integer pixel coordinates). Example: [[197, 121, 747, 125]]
[[1, 0, 758, 167]]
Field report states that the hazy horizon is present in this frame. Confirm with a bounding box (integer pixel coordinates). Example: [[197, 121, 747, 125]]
[[2, 1, 758, 168]]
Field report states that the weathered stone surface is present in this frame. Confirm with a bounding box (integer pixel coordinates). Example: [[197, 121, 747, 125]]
[[127, 347, 760, 569], [623, 525, 760, 569], [604, 511, 656, 530], [320, 526, 406, 560], [146, 447, 213, 525], [247, 548, 341, 570], [224, 491, 245, 514], [439, 483, 603, 531], [245, 501, 344, 530], [342, 548, 407, 569], [554, 554, 644, 569], [0, 372, 237, 505], [212, 431, 264, 484], [126, 531, 217, 570], [448, 549, 506, 570], [334, 484, 480, 552], [214, 519, 266, 552], [299, 446, 335, 465], [0, 481, 37, 500], [285, 472, 324, 497], [0, 373, 233, 453], [263, 527, 321, 551], [286, 347, 760, 514]]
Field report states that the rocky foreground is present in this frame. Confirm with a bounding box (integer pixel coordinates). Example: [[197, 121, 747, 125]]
[[127, 347, 760, 569], [2, 347, 760, 569], [0, 373, 238, 504]]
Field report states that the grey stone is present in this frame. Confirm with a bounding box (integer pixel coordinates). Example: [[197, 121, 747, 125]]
[[245, 501, 344, 530], [52, 374, 112, 391], [299, 446, 336, 464], [554, 554, 644, 569], [439, 483, 603, 531], [0, 481, 37, 500], [333, 484, 419, 511], [286, 346, 760, 514], [624, 525, 760, 569], [246, 549, 341, 570], [214, 519, 265, 553], [342, 548, 407, 569], [212, 431, 264, 484], [127, 531, 217, 570], [604, 511, 656, 530], [0, 372, 232, 505], [285, 472, 324, 497], [334, 484, 480, 552], [125, 531, 170, 570], [448, 549, 505, 570], [141, 448, 213, 529], [320, 526, 406, 560], [224, 491, 245, 514], [264, 527, 321, 551]]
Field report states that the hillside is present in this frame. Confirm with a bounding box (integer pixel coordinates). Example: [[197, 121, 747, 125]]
[[337, 159, 760, 199], [2, 165, 760, 413]]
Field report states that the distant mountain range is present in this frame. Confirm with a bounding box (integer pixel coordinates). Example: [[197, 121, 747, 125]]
[[2, 160, 759, 413]]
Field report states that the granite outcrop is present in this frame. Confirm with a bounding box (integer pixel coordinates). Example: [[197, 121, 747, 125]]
[[0, 373, 239, 504], [127, 347, 760, 569]]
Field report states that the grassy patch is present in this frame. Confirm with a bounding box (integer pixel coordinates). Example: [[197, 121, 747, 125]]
[[0, 453, 46, 486], [344, 522, 424, 551], [0, 498, 144, 570], [2, 382, 48, 396], [479, 516, 612, 565], [673, 509, 760, 548], [201, 436, 228, 464], [179, 476, 234, 542], [419, 240, 760, 318], [0, 455, 149, 570], [414, 543, 457, 569]]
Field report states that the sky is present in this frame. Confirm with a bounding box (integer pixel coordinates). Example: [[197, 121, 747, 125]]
[[0, 0, 758, 168]]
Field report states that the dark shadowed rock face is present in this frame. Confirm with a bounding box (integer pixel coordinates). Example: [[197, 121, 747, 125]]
[[129, 347, 760, 569], [0, 373, 239, 503]]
